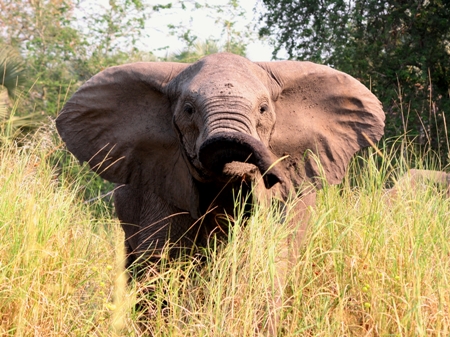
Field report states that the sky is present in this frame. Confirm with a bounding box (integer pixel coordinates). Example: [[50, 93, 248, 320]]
[[143, 0, 276, 61]]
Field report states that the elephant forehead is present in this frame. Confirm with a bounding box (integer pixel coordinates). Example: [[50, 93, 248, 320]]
[[168, 53, 273, 101], [189, 71, 269, 98], [198, 52, 262, 73]]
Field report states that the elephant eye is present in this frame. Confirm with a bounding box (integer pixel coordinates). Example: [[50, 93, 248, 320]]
[[183, 103, 195, 115], [259, 103, 269, 114]]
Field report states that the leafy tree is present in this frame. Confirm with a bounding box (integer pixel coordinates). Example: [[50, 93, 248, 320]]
[[164, 0, 250, 59], [0, 0, 84, 115], [168, 40, 221, 63], [0, 44, 53, 138], [72, 0, 149, 81], [166, 38, 247, 64], [0, 45, 25, 99], [0, 0, 148, 118], [0, 0, 253, 130], [259, 0, 450, 162]]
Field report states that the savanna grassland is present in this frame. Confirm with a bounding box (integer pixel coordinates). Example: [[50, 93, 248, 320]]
[[1, 126, 449, 337], [1, 0, 449, 336]]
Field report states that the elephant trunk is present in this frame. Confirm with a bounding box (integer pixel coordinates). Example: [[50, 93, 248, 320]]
[[198, 132, 284, 189]]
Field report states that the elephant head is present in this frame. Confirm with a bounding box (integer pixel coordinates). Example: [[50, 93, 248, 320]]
[[56, 53, 385, 264]]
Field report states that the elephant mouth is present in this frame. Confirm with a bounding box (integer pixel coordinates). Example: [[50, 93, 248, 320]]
[[198, 132, 284, 189]]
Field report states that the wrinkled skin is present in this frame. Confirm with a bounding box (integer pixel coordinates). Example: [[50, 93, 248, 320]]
[[56, 53, 385, 333]]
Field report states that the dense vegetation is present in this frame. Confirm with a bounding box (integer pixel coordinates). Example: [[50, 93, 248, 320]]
[[0, 0, 248, 134], [1, 0, 449, 335], [1, 129, 450, 336]]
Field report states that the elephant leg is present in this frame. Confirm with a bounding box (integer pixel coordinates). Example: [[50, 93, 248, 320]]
[[123, 240, 139, 271], [115, 184, 202, 272], [133, 189, 201, 268], [113, 184, 143, 271], [266, 191, 316, 336]]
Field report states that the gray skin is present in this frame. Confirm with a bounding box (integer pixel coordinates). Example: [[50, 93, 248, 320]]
[[56, 52, 384, 282]]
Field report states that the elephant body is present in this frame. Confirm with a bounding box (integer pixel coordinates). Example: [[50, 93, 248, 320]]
[[56, 53, 385, 332], [386, 169, 450, 200]]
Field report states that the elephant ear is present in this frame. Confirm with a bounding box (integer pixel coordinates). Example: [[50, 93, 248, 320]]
[[56, 62, 200, 217], [258, 61, 385, 188]]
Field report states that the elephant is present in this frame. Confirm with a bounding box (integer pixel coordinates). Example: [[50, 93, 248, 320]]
[[56, 52, 385, 332], [386, 169, 450, 200]]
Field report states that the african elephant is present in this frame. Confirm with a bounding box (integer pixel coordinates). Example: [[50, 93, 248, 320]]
[[386, 169, 450, 200], [56, 52, 385, 332]]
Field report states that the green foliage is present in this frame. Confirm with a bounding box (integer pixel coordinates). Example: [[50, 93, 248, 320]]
[[0, 44, 50, 137], [77, 0, 147, 57], [259, 0, 350, 63], [0, 44, 25, 122], [0, 0, 149, 119], [0, 45, 25, 99], [259, 0, 450, 163], [0, 0, 253, 127], [153, 2, 173, 11], [165, 39, 247, 63], [164, 0, 250, 61], [167, 40, 220, 63], [1, 0, 83, 115]]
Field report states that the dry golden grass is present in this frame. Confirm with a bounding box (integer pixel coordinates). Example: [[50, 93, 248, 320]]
[[1, 133, 450, 336]]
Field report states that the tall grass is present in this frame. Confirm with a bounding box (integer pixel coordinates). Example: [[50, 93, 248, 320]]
[[1, 130, 450, 336], [0, 131, 134, 336]]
